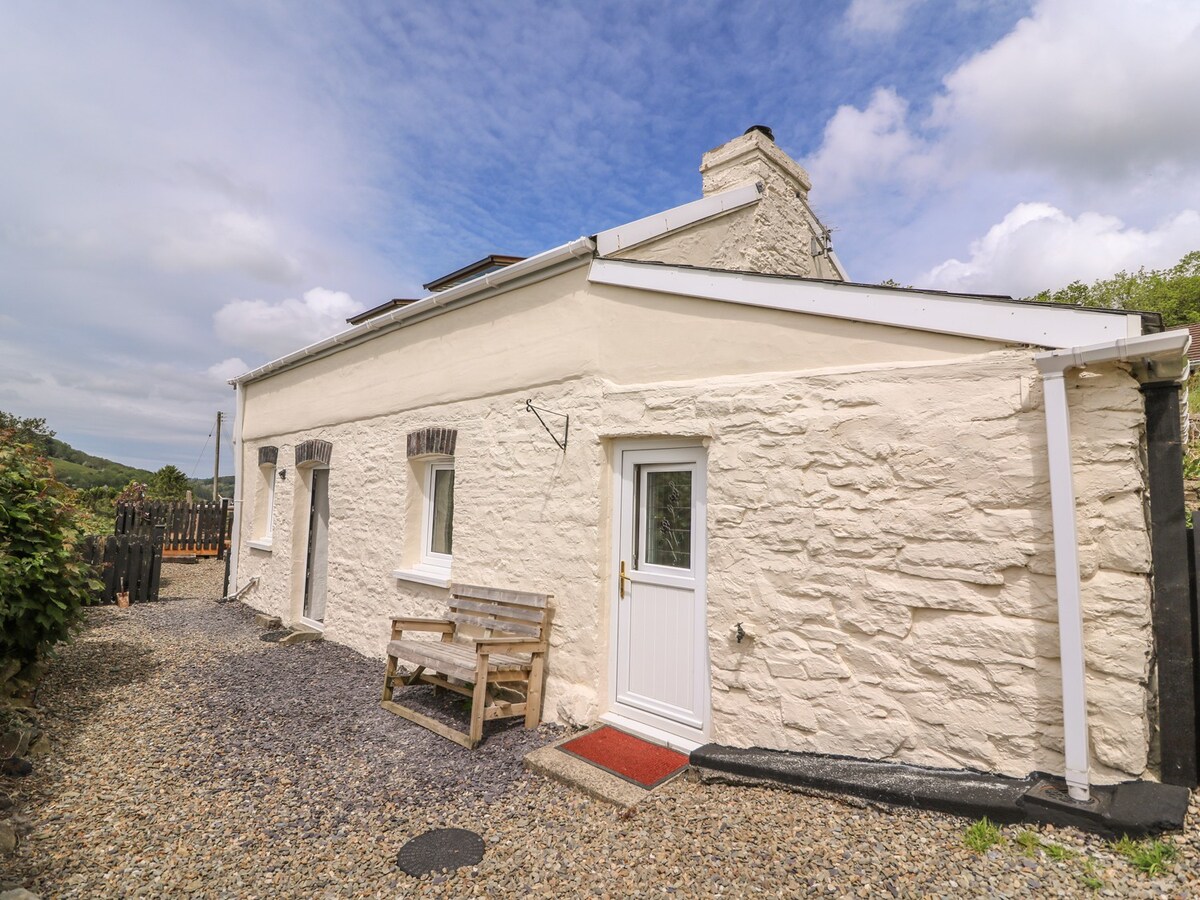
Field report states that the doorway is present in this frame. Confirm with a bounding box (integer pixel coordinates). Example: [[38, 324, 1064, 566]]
[[302, 467, 329, 626], [608, 443, 709, 745]]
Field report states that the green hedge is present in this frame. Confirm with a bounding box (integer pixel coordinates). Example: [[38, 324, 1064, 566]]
[[0, 430, 100, 688]]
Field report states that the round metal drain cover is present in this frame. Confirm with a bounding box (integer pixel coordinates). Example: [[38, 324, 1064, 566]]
[[259, 629, 290, 642], [397, 827, 485, 877]]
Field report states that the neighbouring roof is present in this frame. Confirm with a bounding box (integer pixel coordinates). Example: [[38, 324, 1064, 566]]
[[423, 254, 525, 292], [346, 298, 421, 326], [1172, 323, 1200, 363]]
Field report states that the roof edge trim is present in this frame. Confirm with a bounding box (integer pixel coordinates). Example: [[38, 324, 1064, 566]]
[[230, 237, 595, 386], [595, 182, 762, 256], [587, 258, 1147, 349]]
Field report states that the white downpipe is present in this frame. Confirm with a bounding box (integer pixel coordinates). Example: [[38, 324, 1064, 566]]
[[226, 381, 245, 595], [1041, 371, 1092, 802], [1035, 328, 1190, 804]]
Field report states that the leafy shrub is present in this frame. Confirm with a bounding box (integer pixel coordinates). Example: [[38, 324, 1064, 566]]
[[0, 428, 100, 689]]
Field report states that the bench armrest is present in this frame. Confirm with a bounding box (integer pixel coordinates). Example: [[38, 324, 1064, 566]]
[[473, 636, 546, 654], [391, 617, 454, 633]]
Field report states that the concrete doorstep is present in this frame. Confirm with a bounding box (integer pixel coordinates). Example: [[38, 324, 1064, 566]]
[[691, 743, 1191, 838]]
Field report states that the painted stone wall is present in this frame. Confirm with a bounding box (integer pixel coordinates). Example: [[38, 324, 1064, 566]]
[[236, 345, 1154, 784], [597, 353, 1152, 783], [235, 377, 613, 729]]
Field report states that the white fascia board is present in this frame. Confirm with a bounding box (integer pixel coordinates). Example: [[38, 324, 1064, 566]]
[[588, 258, 1146, 349], [231, 236, 596, 385], [595, 182, 762, 257]]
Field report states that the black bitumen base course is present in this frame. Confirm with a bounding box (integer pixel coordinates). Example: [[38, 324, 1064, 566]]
[[691, 743, 1190, 837]]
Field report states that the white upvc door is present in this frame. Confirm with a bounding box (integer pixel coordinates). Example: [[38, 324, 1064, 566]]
[[610, 443, 709, 743]]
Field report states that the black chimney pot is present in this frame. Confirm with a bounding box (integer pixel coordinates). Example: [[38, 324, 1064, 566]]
[[744, 125, 775, 142]]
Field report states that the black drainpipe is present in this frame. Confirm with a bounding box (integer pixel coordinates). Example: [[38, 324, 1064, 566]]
[[1141, 380, 1198, 787]]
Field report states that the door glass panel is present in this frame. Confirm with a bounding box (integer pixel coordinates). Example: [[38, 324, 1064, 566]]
[[430, 467, 454, 556], [644, 470, 691, 569]]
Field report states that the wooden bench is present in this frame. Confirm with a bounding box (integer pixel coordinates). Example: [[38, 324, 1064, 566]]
[[380, 584, 551, 748]]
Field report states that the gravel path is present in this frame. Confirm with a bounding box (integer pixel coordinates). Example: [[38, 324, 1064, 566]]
[[3, 559, 1197, 897]]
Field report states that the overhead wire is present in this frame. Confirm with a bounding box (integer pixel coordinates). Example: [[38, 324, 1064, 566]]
[[189, 424, 215, 480]]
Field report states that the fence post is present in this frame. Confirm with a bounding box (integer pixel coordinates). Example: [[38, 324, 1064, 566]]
[[217, 498, 230, 559]]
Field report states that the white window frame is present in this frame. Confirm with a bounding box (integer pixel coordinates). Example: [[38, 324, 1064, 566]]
[[420, 460, 454, 571]]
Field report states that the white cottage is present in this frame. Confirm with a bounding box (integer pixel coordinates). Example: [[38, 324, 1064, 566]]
[[227, 129, 1197, 805]]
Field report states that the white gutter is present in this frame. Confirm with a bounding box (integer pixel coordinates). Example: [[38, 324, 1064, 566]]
[[230, 236, 596, 386], [1034, 329, 1190, 802], [226, 380, 246, 595]]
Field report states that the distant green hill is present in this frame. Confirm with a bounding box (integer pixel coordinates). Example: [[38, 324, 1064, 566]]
[[48, 438, 155, 490], [48, 438, 234, 497]]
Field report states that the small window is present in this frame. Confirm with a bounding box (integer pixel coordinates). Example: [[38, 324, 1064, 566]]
[[422, 461, 454, 568]]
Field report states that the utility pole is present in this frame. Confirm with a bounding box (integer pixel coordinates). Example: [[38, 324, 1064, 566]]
[[213, 410, 223, 501]]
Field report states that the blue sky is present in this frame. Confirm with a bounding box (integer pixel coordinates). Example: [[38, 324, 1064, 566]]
[[1, 0, 1197, 473]]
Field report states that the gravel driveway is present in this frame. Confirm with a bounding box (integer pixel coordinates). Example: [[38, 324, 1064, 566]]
[[4, 559, 1197, 897]]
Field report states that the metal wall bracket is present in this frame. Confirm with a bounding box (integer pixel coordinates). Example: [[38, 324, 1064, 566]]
[[525, 399, 569, 451]]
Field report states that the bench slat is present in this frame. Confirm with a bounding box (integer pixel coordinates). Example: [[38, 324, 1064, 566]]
[[451, 583, 550, 608], [449, 597, 545, 624], [388, 640, 531, 679], [449, 611, 540, 637]]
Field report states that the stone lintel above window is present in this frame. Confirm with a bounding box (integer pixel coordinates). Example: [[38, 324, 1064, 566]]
[[407, 427, 457, 458], [258, 445, 279, 467], [295, 439, 333, 468]]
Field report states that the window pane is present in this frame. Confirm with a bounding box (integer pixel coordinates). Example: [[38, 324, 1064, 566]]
[[645, 470, 691, 568], [430, 468, 454, 556]]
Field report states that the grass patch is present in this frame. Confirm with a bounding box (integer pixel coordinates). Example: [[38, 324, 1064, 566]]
[[963, 817, 1002, 852], [1111, 836, 1178, 876], [1079, 858, 1104, 892], [1044, 842, 1077, 862], [1014, 829, 1041, 856]]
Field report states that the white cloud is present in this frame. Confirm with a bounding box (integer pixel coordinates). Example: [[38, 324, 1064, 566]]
[[213, 288, 359, 359], [151, 210, 301, 284], [804, 88, 937, 202], [932, 0, 1200, 181], [920, 202, 1200, 296], [207, 357, 250, 384], [843, 0, 924, 34]]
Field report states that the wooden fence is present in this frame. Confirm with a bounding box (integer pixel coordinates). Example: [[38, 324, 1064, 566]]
[[81, 532, 163, 604], [115, 499, 231, 558]]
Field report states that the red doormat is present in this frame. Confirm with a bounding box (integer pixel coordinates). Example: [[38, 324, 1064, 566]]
[[558, 726, 690, 789]]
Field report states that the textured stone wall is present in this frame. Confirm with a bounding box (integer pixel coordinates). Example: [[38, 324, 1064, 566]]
[[236, 378, 612, 728], [597, 353, 1153, 783], [236, 345, 1155, 783]]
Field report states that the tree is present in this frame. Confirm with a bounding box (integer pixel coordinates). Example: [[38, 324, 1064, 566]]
[[0, 410, 55, 458], [115, 481, 148, 505], [0, 428, 99, 689], [1024, 250, 1200, 327], [149, 465, 190, 501]]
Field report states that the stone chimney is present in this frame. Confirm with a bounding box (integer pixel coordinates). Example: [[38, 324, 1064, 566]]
[[606, 127, 844, 280], [697, 127, 840, 279], [700, 125, 814, 200]]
